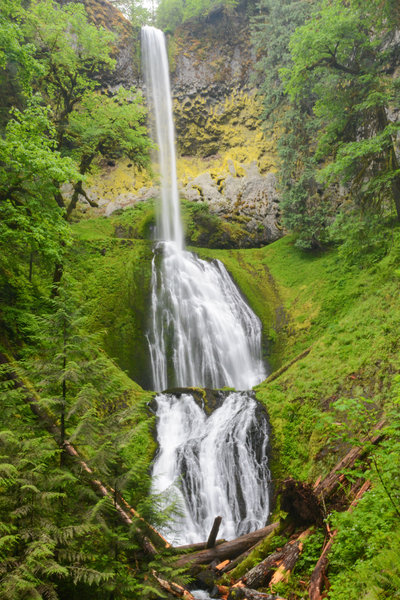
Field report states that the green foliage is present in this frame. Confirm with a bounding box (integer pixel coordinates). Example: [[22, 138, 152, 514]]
[[282, 0, 400, 220], [0, 278, 168, 598], [65, 86, 151, 176], [252, 0, 312, 119], [0, 0, 151, 347], [157, 0, 238, 32], [329, 210, 394, 266], [251, 0, 326, 249], [314, 391, 400, 599], [0, 100, 77, 340], [108, 0, 153, 27]]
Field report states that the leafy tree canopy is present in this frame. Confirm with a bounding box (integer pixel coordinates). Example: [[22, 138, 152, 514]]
[[156, 0, 238, 33], [282, 0, 400, 220]]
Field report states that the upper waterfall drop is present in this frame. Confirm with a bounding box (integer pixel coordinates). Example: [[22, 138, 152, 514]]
[[141, 26, 183, 249]]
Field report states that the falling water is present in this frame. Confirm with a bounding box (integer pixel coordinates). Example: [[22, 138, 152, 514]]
[[141, 26, 270, 544], [151, 392, 270, 545], [141, 26, 183, 249]]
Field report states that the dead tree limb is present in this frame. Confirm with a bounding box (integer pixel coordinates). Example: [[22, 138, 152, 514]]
[[238, 528, 311, 589], [308, 480, 371, 600], [207, 516, 223, 549], [152, 570, 195, 600], [314, 425, 384, 501], [264, 348, 312, 384]]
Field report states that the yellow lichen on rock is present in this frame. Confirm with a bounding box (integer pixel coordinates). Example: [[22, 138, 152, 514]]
[[88, 158, 153, 202], [174, 89, 278, 178]]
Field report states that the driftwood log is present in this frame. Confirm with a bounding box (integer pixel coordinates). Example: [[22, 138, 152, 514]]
[[175, 522, 280, 567], [152, 571, 194, 600], [237, 528, 311, 589]]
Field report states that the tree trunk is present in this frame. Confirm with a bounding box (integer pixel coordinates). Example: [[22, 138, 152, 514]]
[[239, 528, 311, 589], [175, 523, 280, 568], [152, 570, 195, 600], [174, 539, 225, 552], [313, 423, 384, 501]]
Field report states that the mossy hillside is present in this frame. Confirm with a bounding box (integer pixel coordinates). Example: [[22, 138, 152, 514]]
[[182, 200, 254, 249], [68, 211, 154, 389], [253, 234, 400, 482]]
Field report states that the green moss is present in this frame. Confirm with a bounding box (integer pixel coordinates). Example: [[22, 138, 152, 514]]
[[192, 229, 400, 486], [174, 90, 278, 171], [181, 200, 251, 249], [68, 207, 155, 389]]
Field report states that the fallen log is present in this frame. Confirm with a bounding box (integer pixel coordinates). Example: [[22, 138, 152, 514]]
[[270, 528, 311, 586], [228, 585, 287, 600], [314, 425, 384, 501], [222, 517, 295, 577], [0, 354, 168, 554], [175, 522, 280, 567], [238, 528, 311, 589], [207, 516, 223, 549], [239, 549, 284, 588], [152, 570, 195, 600], [175, 539, 225, 552], [264, 347, 312, 384], [219, 541, 260, 574], [308, 480, 371, 600]]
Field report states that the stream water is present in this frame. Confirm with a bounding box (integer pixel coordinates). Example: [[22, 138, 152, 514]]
[[141, 26, 270, 545]]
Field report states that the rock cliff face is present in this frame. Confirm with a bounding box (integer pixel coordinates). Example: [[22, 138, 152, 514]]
[[166, 9, 282, 245]]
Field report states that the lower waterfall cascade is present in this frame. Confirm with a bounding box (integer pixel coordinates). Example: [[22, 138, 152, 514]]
[[141, 25, 271, 546], [151, 392, 270, 545]]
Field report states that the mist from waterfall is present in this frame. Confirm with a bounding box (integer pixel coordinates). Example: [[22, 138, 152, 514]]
[[141, 26, 270, 544]]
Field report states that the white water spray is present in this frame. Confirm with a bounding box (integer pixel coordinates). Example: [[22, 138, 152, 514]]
[[141, 26, 270, 544], [152, 392, 270, 545]]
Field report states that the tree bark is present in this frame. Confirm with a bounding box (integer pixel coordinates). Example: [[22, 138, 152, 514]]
[[174, 539, 225, 552], [175, 523, 280, 568], [239, 528, 311, 589], [152, 570, 195, 600]]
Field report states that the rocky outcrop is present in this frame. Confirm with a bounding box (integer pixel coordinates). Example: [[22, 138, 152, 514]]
[[182, 162, 282, 246]]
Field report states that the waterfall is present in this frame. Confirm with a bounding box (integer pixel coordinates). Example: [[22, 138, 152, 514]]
[[141, 26, 183, 249], [151, 392, 270, 545], [141, 26, 270, 545]]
